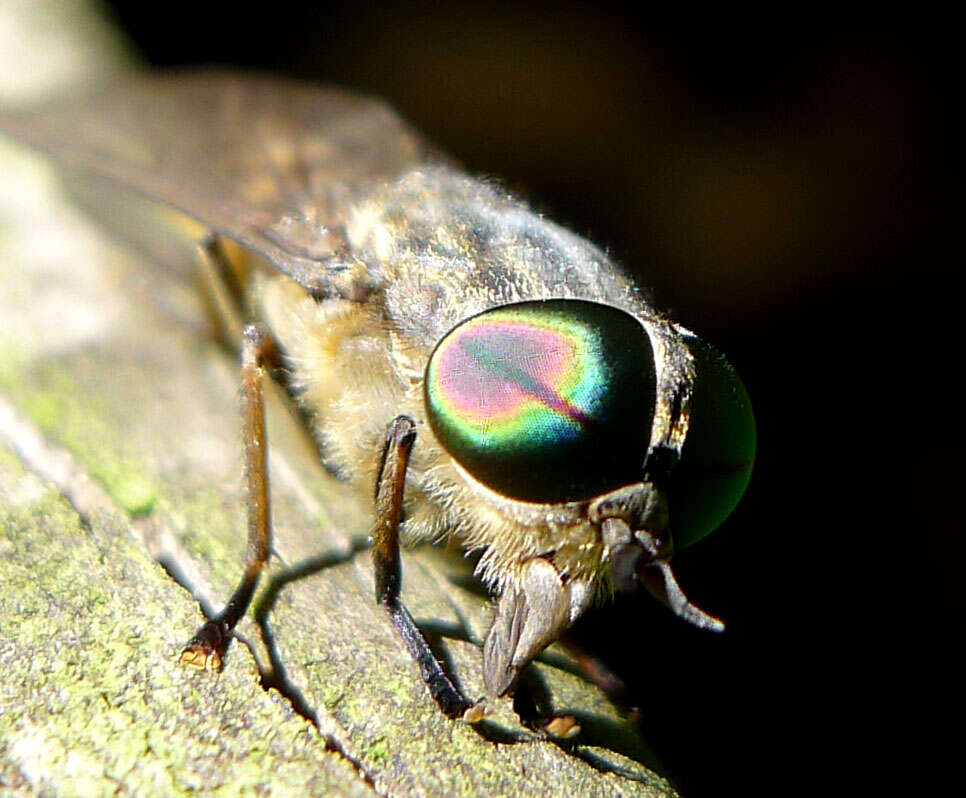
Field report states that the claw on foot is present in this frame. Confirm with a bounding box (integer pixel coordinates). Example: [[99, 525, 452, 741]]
[[461, 700, 490, 724], [179, 643, 223, 672], [179, 619, 228, 672], [541, 715, 581, 740]]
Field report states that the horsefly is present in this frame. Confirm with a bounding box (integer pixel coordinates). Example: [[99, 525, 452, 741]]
[[0, 70, 755, 727]]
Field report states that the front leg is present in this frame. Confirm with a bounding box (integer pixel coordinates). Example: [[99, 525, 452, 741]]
[[371, 416, 478, 720], [482, 559, 591, 738]]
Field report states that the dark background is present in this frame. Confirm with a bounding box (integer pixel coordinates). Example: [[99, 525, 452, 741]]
[[99, 2, 961, 794]]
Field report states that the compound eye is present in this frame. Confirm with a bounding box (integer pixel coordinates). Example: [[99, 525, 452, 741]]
[[425, 300, 655, 504], [670, 337, 756, 548]]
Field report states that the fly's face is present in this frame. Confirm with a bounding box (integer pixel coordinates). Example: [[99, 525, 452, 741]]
[[423, 298, 756, 557], [421, 297, 755, 695]]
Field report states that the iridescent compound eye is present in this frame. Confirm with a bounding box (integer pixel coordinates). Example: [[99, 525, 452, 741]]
[[670, 337, 756, 548], [424, 300, 655, 504]]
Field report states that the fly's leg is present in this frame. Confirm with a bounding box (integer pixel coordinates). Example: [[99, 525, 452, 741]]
[[483, 558, 591, 738], [180, 324, 272, 671], [372, 416, 481, 721], [557, 636, 628, 701]]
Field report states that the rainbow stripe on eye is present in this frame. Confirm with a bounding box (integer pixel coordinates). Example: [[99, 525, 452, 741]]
[[427, 310, 609, 449]]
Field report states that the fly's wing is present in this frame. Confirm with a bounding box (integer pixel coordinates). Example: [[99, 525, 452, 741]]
[[0, 69, 432, 295]]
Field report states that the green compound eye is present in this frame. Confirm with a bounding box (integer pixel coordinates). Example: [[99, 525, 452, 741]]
[[670, 337, 756, 549], [425, 300, 655, 504]]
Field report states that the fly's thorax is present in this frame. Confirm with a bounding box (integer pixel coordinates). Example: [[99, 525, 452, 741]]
[[343, 165, 654, 346]]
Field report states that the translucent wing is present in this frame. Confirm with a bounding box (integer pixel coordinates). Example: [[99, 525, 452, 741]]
[[0, 69, 432, 293]]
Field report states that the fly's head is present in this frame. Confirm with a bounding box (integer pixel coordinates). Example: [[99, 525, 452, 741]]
[[422, 299, 755, 696]]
